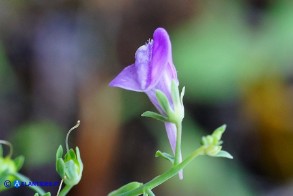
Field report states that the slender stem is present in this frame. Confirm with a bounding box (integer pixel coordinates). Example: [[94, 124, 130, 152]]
[[12, 172, 46, 195], [58, 184, 73, 196], [56, 179, 64, 196], [174, 122, 182, 166], [116, 146, 205, 196], [66, 120, 80, 152]]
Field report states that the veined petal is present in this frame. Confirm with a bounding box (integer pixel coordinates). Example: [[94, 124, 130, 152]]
[[109, 64, 143, 92], [146, 90, 164, 114], [165, 122, 183, 179], [144, 28, 171, 91], [135, 41, 153, 90], [166, 61, 178, 84], [164, 122, 177, 153]]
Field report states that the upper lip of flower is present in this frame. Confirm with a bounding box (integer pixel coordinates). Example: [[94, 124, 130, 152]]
[[109, 27, 173, 92]]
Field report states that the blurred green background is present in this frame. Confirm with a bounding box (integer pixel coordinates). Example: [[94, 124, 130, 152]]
[[1, 0, 293, 195]]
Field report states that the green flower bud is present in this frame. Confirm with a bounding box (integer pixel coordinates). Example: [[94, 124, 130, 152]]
[[56, 121, 83, 186], [201, 125, 233, 159], [56, 145, 83, 186], [0, 141, 24, 190]]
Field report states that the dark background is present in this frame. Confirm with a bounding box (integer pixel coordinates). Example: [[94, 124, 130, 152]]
[[1, 0, 293, 195]]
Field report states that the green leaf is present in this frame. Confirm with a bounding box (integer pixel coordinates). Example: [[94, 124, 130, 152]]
[[56, 145, 63, 160], [155, 150, 174, 164], [155, 90, 172, 114], [214, 150, 233, 159], [14, 156, 25, 171], [141, 111, 168, 122], [56, 158, 65, 178], [108, 181, 143, 196], [171, 80, 180, 106]]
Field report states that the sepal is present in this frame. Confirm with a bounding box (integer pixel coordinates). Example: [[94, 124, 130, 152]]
[[56, 145, 63, 160], [56, 158, 65, 178], [214, 150, 233, 159], [141, 111, 168, 122], [155, 90, 172, 115]]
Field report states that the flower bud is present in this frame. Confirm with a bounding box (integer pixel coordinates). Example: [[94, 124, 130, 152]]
[[56, 145, 83, 186], [0, 142, 24, 191]]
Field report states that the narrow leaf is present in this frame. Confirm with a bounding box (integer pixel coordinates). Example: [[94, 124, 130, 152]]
[[108, 182, 143, 196], [215, 151, 233, 159], [141, 111, 168, 122], [155, 150, 174, 164]]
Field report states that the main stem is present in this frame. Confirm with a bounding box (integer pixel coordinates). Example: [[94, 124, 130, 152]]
[[59, 184, 73, 196], [117, 146, 205, 196]]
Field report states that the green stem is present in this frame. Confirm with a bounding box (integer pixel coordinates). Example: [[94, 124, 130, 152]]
[[116, 146, 205, 196], [59, 184, 73, 196], [12, 172, 46, 195], [174, 122, 182, 166]]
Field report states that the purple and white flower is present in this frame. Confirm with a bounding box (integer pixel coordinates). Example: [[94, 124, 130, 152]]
[[109, 28, 183, 178]]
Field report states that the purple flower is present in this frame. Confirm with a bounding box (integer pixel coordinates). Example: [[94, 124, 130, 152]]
[[109, 27, 183, 178]]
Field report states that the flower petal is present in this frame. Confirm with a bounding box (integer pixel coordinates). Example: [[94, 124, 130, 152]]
[[165, 122, 183, 179], [145, 28, 171, 91], [135, 42, 153, 90], [164, 122, 177, 153], [166, 61, 178, 84], [109, 64, 143, 92]]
